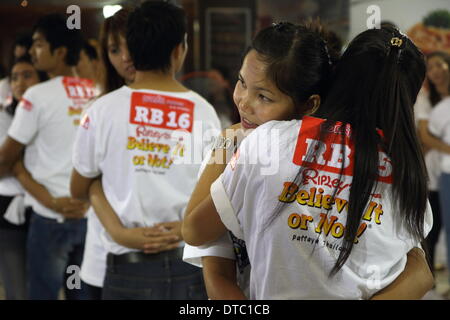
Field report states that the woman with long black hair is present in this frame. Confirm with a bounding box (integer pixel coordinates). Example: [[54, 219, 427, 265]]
[[183, 26, 433, 299]]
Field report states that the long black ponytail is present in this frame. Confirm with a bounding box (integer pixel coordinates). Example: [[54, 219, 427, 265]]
[[315, 26, 428, 275]]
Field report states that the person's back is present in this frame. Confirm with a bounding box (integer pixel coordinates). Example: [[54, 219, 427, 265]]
[[220, 117, 432, 299], [12, 76, 94, 218], [77, 85, 220, 254], [72, 1, 221, 300]]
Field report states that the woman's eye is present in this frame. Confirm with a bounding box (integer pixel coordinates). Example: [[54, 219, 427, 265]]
[[259, 94, 272, 102], [109, 47, 119, 55]]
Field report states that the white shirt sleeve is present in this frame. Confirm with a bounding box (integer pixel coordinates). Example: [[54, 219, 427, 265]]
[[183, 233, 236, 267], [7, 89, 39, 145], [72, 108, 101, 178], [414, 90, 431, 122], [428, 98, 450, 138], [211, 174, 245, 239]]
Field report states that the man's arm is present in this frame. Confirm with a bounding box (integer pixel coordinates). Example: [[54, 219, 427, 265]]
[[0, 136, 24, 177], [70, 168, 96, 201], [14, 160, 87, 218]]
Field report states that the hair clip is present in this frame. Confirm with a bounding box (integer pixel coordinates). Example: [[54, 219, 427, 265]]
[[390, 37, 403, 48]]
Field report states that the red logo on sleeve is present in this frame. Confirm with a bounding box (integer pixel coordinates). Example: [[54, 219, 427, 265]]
[[129, 92, 194, 132], [20, 98, 33, 111], [80, 114, 90, 129]]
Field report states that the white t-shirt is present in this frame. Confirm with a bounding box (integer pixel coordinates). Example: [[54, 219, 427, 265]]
[[414, 90, 441, 190], [8, 76, 96, 221], [211, 116, 433, 300], [73, 86, 221, 255], [0, 108, 23, 196], [80, 207, 107, 287], [428, 97, 450, 174], [74, 97, 107, 288]]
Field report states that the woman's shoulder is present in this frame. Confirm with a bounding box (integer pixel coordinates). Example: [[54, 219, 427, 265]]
[[88, 86, 130, 112]]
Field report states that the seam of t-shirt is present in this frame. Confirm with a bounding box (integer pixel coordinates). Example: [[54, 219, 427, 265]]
[[211, 174, 244, 239]]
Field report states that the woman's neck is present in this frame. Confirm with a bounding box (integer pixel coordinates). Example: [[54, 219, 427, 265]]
[[129, 70, 188, 92]]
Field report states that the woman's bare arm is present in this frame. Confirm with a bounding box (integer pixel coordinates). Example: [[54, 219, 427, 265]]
[[202, 256, 247, 300], [370, 247, 433, 300]]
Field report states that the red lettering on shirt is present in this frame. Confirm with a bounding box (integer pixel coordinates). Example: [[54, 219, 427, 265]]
[[129, 92, 194, 132], [62, 77, 95, 100], [293, 116, 392, 184]]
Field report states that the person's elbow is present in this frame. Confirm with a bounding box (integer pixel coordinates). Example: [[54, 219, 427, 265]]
[[0, 141, 22, 177], [181, 215, 207, 246], [0, 153, 12, 177]]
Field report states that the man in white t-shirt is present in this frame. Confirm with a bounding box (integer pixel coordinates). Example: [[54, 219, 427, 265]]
[[71, 1, 221, 299], [0, 14, 95, 300]]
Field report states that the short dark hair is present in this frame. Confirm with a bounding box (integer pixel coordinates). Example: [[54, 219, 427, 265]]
[[8, 31, 33, 69], [249, 21, 340, 113], [127, 1, 187, 72], [14, 32, 33, 51], [82, 39, 98, 61], [33, 13, 83, 66]]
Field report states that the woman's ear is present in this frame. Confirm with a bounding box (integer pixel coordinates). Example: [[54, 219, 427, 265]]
[[303, 94, 321, 115]]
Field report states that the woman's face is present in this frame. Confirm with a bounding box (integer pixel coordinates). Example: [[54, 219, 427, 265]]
[[427, 55, 449, 87], [233, 50, 296, 131], [10, 62, 40, 100], [107, 33, 136, 83]]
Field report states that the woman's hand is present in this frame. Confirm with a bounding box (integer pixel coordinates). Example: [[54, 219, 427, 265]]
[[113, 225, 181, 254], [13, 159, 89, 218], [51, 197, 89, 219], [212, 123, 251, 165]]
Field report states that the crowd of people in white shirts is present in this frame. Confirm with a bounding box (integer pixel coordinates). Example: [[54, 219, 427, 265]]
[[0, 0, 448, 300]]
